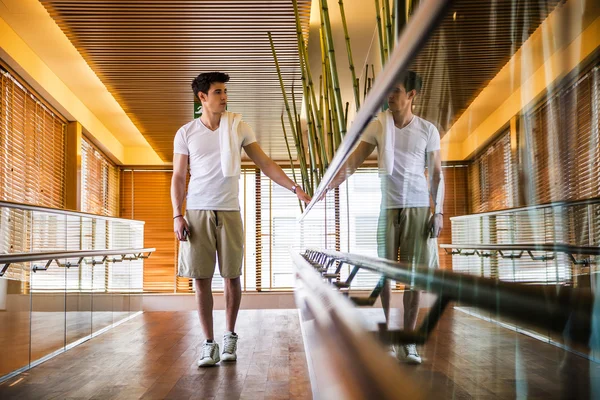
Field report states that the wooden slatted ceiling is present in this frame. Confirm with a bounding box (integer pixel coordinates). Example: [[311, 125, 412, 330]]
[[411, 0, 562, 134], [39, 0, 312, 162]]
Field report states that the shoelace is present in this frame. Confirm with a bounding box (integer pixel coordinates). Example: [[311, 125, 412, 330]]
[[406, 345, 418, 356], [201, 343, 215, 359], [223, 335, 237, 354]]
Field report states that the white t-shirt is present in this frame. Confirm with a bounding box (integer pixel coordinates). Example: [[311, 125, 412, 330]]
[[173, 118, 257, 210], [362, 115, 440, 208]]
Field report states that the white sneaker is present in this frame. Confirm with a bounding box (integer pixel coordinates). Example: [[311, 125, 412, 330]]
[[221, 331, 238, 361], [197, 341, 220, 367], [395, 344, 422, 364]]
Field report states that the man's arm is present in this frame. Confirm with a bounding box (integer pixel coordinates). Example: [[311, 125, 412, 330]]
[[171, 153, 190, 241], [329, 141, 376, 189], [243, 142, 311, 204], [427, 149, 444, 238]]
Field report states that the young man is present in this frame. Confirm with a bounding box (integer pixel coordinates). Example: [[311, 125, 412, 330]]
[[171, 72, 311, 367], [330, 71, 443, 364]]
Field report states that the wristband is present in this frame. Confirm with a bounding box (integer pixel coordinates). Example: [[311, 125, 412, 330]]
[[173, 215, 183, 219]]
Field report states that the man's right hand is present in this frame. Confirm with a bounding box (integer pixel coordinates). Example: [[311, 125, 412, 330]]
[[174, 216, 190, 241]]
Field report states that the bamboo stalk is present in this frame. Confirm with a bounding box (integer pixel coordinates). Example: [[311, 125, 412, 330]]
[[293, 0, 327, 174], [291, 85, 311, 195], [391, 0, 396, 47], [383, 0, 393, 55], [327, 109, 334, 159], [297, 112, 314, 193], [371, 64, 376, 86], [363, 67, 369, 102], [344, 102, 349, 127], [281, 113, 303, 212], [381, 0, 391, 62], [327, 70, 343, 149], [338, 0, 360, 111], [301, 40, 329, 171], [374, 0, 386, 66], [269, 31, 310, 196], [319, 0, 347, 138]]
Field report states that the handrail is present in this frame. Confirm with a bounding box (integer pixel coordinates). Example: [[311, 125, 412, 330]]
[[292, 250, 423, 399], [449, 196, 600, 221], [439, 243, 600, 255], [302, 247, 594, 346], [299, 0, 452, 221], [0, 200, 145, 224], [0, 248, 155, 277]]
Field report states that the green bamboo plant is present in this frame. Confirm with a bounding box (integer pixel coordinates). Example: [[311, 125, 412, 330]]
[[268, 0, 403, 210]]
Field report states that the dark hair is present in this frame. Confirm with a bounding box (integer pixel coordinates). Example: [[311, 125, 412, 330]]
[[191, 72, 230, 98], [397, 71, 422, 93]]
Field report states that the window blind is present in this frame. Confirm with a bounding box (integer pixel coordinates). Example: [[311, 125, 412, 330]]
[[0, 67, 66, 209], [468, 131, 513, 213], [120, 170, 174, 292], [1, 65, 66, 285], [81, 136, 119, 217]]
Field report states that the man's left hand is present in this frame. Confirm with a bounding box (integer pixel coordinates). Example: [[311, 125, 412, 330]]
[[429, 213, 443, 238]]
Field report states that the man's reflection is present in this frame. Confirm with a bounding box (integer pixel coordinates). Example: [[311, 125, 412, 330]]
[[330, 71, 444, 364]]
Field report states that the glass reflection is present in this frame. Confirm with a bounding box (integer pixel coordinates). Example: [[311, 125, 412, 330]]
[[305, 0, 600, 397]]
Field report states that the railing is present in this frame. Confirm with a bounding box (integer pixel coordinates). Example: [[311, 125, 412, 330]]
[[448, 197, 600, 284], [0, 201, 152, 383], [300, 247, 594, 348], [292, 250, 423, 400], [440, 243, 600, 265], [0, 200, 146, 290], [0, 248, 154, 276]]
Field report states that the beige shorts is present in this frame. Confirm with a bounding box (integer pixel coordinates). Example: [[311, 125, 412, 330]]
[[178, 210, 243, 279], [377, 207, 439, 271]]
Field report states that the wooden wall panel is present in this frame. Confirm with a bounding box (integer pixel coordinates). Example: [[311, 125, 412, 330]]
[[120, 171, 176, 292], [439, 165, 469, 270]]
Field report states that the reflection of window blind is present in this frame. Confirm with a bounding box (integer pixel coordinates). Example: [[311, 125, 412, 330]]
[[337, 168, 383, 290], [468, 131, 513, 213], [82, 137, 119, 217]]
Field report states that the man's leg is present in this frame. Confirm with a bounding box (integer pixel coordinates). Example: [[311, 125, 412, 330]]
[[194, 278, 214, 340], [378, 208, 400, 327], [403, 289, 421, 331], [217, 211, 244, 362], [380, 279, 391, 324], [224, 277, 242, 333]]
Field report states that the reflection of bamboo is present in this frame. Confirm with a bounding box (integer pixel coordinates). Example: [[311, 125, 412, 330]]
[[344, 102, 349, 128], [269, 32, 310, 195], [301, 39, 328, 171], [281, 113, 303, 212], [383, 0, 392, 54], [320, 0, 346, 137], [363, 67, 368, 102], [374, 0, 386, 65], [391, 0, 396, 48], [296, 45, 320, 187], [371, 64, 376, 86], [338, 0, 360, 111], [381, 0, 391, 61]]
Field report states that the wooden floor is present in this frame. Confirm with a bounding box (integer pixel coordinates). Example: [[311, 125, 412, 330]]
[[0, 310, 312, 400], [360, 307, 600, 399], [2, 307, 599, 399]]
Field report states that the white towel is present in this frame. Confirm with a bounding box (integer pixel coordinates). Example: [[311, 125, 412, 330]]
[[377, 110, 395, 176], [218, 111, 243, 177]]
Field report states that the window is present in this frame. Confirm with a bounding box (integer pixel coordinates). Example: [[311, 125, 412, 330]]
[[81, 137, 119, 216], [0, 66, 66, 209]]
